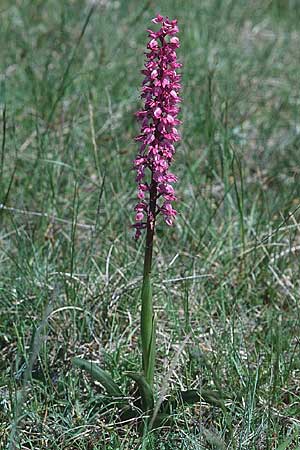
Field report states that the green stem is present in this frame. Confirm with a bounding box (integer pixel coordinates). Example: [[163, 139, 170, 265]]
[[141, 178, 157, 387]]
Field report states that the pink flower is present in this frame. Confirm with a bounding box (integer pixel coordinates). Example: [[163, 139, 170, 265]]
[[152, 14, 164, 24], [170, 37, 179, 47], [148, 39, 159, 50], [133, 15, 182, 239]]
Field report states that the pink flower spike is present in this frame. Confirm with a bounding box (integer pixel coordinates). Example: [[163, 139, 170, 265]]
[[154, 107, 162, 118], [170, 37, 180, 46], [170, 90, 178, 99], [152, 14, 164, 23], [148, 39, 159, 50], [139, 183, 148, 191], [166, 114, 175, 124], [133, 14, 181, 238]]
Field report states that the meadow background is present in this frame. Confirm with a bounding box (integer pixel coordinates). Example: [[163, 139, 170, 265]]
[[1, 0, 300, 448]]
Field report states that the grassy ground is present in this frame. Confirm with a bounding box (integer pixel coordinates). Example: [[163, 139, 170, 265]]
[[1, 0, 300, 448]]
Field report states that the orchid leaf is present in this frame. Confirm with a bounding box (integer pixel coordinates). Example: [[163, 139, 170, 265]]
[[119, 405, 140, 422], [151, 412, 172, 428], [160, 388, 227, 413], [145, 313, 156, 387], [198, 389, 227, 408], [141, 273, 156, 387], [181, 388, 229, 409], [72, 357, 123, 397], [277, 437, 294, 450], [179, 388, 225, 407], [180, 389, 201, 405], [125, 372, 154, 411]]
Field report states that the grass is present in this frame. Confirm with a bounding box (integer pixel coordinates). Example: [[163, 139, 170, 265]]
[[1, 0, 300, 448]]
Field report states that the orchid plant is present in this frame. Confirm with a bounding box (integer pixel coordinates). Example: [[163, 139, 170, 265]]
[[133, 14, 181, 393], [72, 14, 218, 430]]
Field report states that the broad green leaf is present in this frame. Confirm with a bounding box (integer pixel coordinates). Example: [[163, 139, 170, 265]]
[[141, 273, 156, 387], [145, 314, 156, 387], [119, 405, 139, 421], [125, 372, 154, 411], [72, 357, 123, 397], [180, 389, 201, 404], [159, 395, 177, 414], [182, 389, 226, 408], [277, 438, 295, 450], [160, 389, 226, 413], [151, 412, 172, 428]]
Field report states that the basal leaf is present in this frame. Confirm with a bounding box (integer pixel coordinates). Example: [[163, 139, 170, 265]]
[[125, 372, 154, 411], [72, 357, 123, 397]]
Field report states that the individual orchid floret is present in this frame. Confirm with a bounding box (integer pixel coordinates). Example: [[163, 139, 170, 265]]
[[133, 14, 182, 239]]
